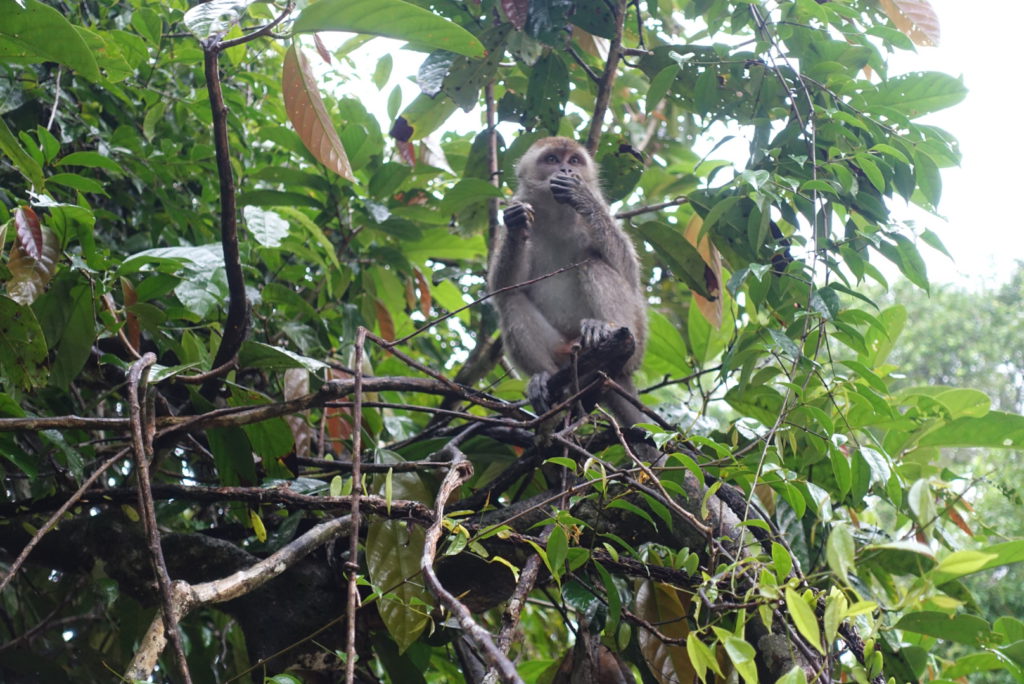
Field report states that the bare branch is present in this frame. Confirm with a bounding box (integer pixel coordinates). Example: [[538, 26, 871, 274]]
[[128, 353, 192, 683]]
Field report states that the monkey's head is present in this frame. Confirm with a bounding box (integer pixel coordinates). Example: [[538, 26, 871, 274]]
[[515, 137, 598, 200]]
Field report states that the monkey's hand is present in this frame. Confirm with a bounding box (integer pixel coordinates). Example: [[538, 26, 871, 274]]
[[503, 201, 534, 238], [579, 318, 618, 350], [550, 172, 588, 211]]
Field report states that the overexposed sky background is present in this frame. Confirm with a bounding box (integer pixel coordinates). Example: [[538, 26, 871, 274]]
[[329, 1, 1023, 289], [887, 0, 1024, 287]]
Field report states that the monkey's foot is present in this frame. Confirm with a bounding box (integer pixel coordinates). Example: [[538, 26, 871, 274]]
[[550, 173, 583, 208], [579, 318, 618, 350], [526, 371, 553, 415], [503, 202, 534, 235]]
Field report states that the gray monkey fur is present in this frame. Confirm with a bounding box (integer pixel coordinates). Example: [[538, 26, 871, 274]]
[[488, 137, 651, 433]]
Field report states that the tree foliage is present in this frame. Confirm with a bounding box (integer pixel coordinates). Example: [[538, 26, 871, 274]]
[[1, 0, 1022, 682]]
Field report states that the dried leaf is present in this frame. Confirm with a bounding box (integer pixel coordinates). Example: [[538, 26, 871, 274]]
[[7, 207, 59, 305], [312, 33, 332, 64], [121, 276, 140, 353], [636, 581, 697, 684], [282, 44, 355, 181], [373, 297, 396, 341], [413, 267, 432, 317], [879, 0, 940, 47], [683, 213, 723, 329]]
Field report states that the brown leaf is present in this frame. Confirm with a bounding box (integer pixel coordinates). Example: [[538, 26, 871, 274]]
[[636, 581, 697, 684], [879, 0, 941, 47], [683, 213, 723, 329], [312, 33, 332, 64], [373, 297, 396, 341], [945, 505, 974, 537], [7, 207, 59, 305], [282, 44, 355, 181], [413, 266, 432, 317]]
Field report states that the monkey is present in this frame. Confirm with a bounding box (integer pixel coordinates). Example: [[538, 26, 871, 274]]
[[488, 136, 653, 442]]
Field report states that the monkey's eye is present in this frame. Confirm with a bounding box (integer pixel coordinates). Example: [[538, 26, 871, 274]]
[[544, 154, 559, 163], [569, 155, 582, 164]]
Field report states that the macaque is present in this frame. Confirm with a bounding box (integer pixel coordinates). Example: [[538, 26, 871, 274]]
[[488, 137, 650, 433]]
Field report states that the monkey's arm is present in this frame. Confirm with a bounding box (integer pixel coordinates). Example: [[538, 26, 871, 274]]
[[550, 175, 639, 284], [489, 203, 567, 378]]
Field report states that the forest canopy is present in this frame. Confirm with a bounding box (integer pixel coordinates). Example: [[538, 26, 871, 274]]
[[2, 0, 1023, 683]]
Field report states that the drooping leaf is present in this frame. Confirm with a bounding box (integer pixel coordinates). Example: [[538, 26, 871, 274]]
[[525, 51, 569, 133], [636, 581, 698, 684], [896, 611, 990, 645], [785, 587, 823, 655], [367, 453, 434, 652], [0, 296, 49, 390], [243, 206, 290, 248], [0, 0, 100, 80], [636, 221, 715, 299], [293, 0, 485, 58], [282, 45, 355, 182], [7, 207, 59, 306]]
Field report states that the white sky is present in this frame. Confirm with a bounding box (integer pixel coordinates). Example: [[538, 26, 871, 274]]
[[330, 0, 1022, 288], [886, 0, 1024, 287]]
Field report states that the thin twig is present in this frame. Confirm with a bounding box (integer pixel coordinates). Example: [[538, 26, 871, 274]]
[[344, 326, 368, 684], [0, 448, 127, 594], [387, 260, 591, 348], [128, 353, 192, 684], [615, 195, 689, 219], [585, 0, 628, 154], [218, 0, 295, 50]]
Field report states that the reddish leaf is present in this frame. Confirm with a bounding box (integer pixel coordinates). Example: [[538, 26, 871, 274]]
[[879, 0, 941, 47], [501, 0, 528, 30], [412, 267, 432, 317], [946, 506, 974, 537], [7, 207, 59, 305], [282, 44, 354, 181], [312, 33, 332, 64], [373, 297, 396, 341], [396, 139, 416, 166]]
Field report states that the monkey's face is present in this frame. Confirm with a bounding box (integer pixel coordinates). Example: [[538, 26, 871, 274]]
[[516, 138, 597, 198]]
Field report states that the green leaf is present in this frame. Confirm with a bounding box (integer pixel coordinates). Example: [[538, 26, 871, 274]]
[[0, 117, 44, 188], [785, 587, 824, 655], [724, 635, 760, 682], [33, 280, 94, 390], [0, 0, 100, 81], [526, 52, 569, 133], [293, 0, 486, 58], [635, 221, 715, 299], [646, 64, 679, 114], [545, 526, 568, 581], [868, 71, 968, 119], [918, 411, 1024, 449], [826, 523, 855, 585], [367, 453, 435, 652], [643, 310, 692, 378], [182, 0, 258, 42], [896, 611, 990, 645], [243, 206, 290, 248], [55, 151, 124, 174], [930, 541, 1024, 586], [47, 172, 107, 196], [0, 296, 49, 390], [238, 341, 328, 373], [913, 149, 942, 207], [438, 178, 502, 214], [725, 384, 784, 426]]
